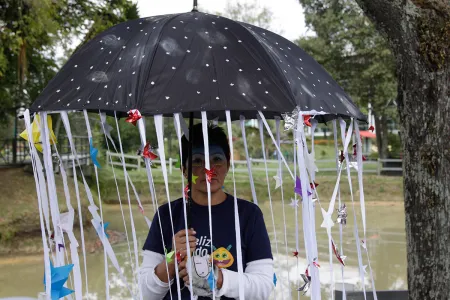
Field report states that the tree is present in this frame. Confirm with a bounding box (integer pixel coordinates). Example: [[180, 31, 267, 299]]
[[214, 0, 277, 32], [0, 0, 139, 161], [297, 0, 398, 159], [350, 0, 449, 298]]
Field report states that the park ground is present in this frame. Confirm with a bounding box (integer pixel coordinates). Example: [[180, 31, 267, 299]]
[[0, 163, 403, 255]]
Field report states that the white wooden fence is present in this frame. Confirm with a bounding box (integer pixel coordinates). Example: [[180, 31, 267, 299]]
[[106, 151, 402, 175]]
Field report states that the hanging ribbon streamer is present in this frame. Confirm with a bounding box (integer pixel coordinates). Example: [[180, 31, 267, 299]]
[[239, 116, 258, 205], [339, 119, 367, 300], [154, 115, 183, 299], [83, 110, 110, 300], [24, 110, 52, 300], [135, 115, 174, 300], [51, 143, 82, 300], [295, 112, 321, 300], [257, 115, 280, 300], [225, 110, 245, 300], [174, 113, 194, 300], [355, 123, 378, 300], [40, 112, 65, 268], [292, 131, 300, 300], [60, 112, 94, 298], [333, 120, 347, 300], [275, 117, 292, 299], [103, 112, 150, 228], [257, 112, 294, 180], [99, 113, 136, 284], [200, 111, 216, 299], [114, 112, 144, 300]]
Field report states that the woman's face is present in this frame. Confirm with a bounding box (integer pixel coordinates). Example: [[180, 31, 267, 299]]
[[184, 145, 229, 194]]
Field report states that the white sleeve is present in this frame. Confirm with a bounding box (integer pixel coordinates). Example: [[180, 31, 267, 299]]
[[139, 250, 174, 300], [216, 258, 274, 299]]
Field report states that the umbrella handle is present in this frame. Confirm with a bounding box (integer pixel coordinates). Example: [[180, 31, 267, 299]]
[[187, 112, 194, 228]]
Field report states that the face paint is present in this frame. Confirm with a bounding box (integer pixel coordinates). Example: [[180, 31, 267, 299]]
[[189, 145, 227, 169]]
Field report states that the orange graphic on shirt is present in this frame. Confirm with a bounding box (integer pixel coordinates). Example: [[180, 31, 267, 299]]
[[212, 245, 234, 269]]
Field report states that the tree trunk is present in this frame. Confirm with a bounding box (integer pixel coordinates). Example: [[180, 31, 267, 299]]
[[354, 1, 450, 299], [373, 111, 389, 159]]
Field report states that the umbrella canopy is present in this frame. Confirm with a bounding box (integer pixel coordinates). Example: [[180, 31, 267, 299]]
[[30, 11, 365, 122]]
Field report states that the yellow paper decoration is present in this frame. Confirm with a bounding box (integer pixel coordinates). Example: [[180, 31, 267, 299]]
[[20, 115, 57, 153]]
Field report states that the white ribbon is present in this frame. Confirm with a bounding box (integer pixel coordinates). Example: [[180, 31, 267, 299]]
[[257, 112, 294, 180], [275, 117, 292, 299], [83, 110, 110, 300], [333, 120, 346, 300], [24, 110, 52, 300], [174, 113, 194, 300], [239, 116, 258, 205], [60, 111, 92, 298], [355, 124, 378, 300], [136, 117, 173, 300], [200, 111, 216, 299], [339, 119, 366, 300], [40, 112, 65, 267], [99, 113, 139, 295], [52, 147, 82, 300], [154, 115, 182, 299], [295, 113, 320, 300], [225, 111, 245, 300]]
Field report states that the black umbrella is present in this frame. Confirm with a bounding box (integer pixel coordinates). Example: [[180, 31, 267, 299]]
[[29, 11, 365, 122], [29, 6, 366, 228]]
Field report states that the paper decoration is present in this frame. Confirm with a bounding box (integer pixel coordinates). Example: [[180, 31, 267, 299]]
[[204, 167, 216, 183], [192, 175, 199, 184], [336, 204, 347, 225], [293, 250, 299, 257], [96, 221, 110, 239], [294, 176, 312, 197], [273, 273, 277, 286], [282, 107, 313, 131], [89, 138, 101, 168], [273, 170, 282, 189], [125, 109, 141, 126], [165, 248, 175, 263], [207, 269, 215, 291], [321, 207, 334, 230], [361, 239, 367, 250], [369, 125, 375, 132], [289, 198, 299, 208], [20, 114, 57, 153], [297, 269, 311, 294], [143, 142, 158, 160], [43, 262, 74, 300], [332, 240, 346, 266], [310, 181, 319, 189], [176, 251, 182, 264], [184, 184, 189, 199]]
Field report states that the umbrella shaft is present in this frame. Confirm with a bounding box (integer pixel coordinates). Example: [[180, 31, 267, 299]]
[[187, 112, 194, 228]]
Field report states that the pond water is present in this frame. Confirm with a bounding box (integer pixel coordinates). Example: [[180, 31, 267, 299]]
[[0, 200, 406, 299]]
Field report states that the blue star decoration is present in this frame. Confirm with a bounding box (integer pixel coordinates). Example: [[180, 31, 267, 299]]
[[273, 273, 277, 286], [207, 270, 215, 291], [43, 261, 74, 300], [89, 137, 101, 168], [99, 222, 110, 239], [95, 221, 110, 239]]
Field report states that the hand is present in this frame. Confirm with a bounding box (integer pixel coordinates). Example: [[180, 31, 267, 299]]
[[179, 259, 190, 284], [172, 228, 197, 263]]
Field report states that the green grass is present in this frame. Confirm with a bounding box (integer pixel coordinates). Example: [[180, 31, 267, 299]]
[[0, 168, 91, 245], [97, 163, 403, 205]]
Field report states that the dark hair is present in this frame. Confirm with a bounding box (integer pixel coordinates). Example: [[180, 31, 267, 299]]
[[181, 123, 230, 169]]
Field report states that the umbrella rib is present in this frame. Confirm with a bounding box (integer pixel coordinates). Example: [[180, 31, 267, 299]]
[[138, 13, 183, 113]]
